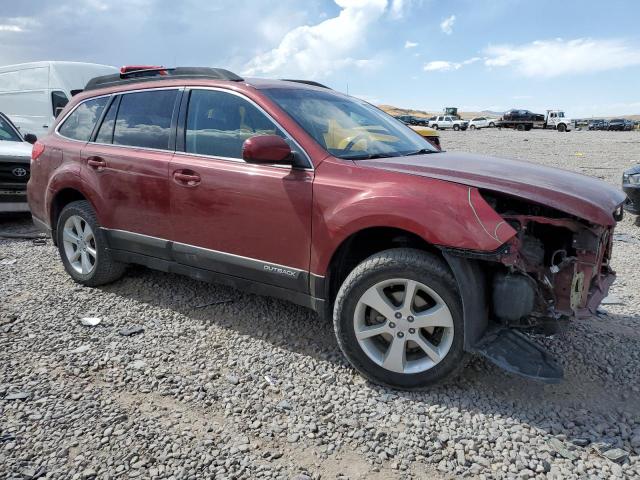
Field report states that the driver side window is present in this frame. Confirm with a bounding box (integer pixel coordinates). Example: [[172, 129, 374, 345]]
[[185, 89, 286, 159]]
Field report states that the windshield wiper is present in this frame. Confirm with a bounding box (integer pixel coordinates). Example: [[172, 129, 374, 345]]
[[342, 153, 400, 160], [404, 148, 437, 156]]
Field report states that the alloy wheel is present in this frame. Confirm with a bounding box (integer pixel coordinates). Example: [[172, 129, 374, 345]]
[[353, 278, 454, 374], [62, 215, 97, 275]]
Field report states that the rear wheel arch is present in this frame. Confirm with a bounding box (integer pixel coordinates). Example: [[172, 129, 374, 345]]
[[50, 188, 91, 243]]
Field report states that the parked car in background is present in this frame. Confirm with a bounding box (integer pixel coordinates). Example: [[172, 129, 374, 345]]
[[409, 125, 441, 150], [28, 66, 626, 388], [623, 165, 640, 215], [588, 119, 608, 130], [624, 119, 635, 131], [0, 61, 118, 137], [468, 117, 497, 129], [0, 112, 34, 213], [395, 114, 429, 126], [608, 119, 627, 131], [429, 116, 468, 130]]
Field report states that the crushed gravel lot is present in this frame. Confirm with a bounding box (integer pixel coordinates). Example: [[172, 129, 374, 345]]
[[1, 129, 639, 479]]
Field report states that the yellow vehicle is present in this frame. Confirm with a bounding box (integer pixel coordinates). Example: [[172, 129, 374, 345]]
[[324, 120, 441, 153], [409, 125, 441, 150]]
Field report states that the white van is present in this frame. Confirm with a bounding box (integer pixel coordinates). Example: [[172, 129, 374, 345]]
[[0, 61, 118, 137]]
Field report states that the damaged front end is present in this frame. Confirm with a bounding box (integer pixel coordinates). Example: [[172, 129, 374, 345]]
[[482, 190, 619, 325], [444, 190, 623, 383]]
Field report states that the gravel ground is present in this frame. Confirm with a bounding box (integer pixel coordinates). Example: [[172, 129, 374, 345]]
[[1, 129, 639, 480]]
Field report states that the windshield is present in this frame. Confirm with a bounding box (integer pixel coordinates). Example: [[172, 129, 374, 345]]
[[558, 112, 565, 118], [0, 115, 22, 142], [263, 88, 438, 159]]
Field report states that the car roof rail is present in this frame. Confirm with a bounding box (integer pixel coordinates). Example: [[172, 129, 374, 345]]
[[84, 66, 244, 91], [280, 79, 332, 89]]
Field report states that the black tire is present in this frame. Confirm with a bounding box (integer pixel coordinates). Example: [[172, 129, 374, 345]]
[[557, 123, 566, 132], [489, 122, 495, 127], [517, 124, 525, 131], [333, 248, 465, 390], [453, 124, 460, 131], [56, 200, 126, 287], [432, 124, 438, 130], [469, 125, 476, 130]]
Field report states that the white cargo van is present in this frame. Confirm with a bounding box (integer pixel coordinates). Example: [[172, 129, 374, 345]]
[[0, 61, 118, 137]]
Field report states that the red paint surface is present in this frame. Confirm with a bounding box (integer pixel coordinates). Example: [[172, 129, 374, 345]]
[[27, 77, 625, 282]]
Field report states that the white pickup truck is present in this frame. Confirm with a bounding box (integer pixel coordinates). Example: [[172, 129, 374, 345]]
[[429, 115, 469, 131]]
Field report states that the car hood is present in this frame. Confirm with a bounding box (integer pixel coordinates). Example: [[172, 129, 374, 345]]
[[0, 141, 32, 162], [363, 152, 626, 226]]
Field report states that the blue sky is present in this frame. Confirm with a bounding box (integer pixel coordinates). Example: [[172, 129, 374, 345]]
[[1, 0, 639, 116]]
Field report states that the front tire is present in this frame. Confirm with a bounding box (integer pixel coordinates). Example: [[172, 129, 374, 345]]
[[56, 200, 126, 287], [453, 124, 460, 131], [333, 249, 465, 390], [432, 124, 438, 130], [469, 125, 476, 130], [557, 123, 567, 132]]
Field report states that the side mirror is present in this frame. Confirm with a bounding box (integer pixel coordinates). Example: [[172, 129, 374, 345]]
[[24, 133, 37, 144], [242, 135, 292, 164]]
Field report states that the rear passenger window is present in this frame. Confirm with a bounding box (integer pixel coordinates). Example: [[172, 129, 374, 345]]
[[94, 98, 118, 144], [185, 89, 284, 159], [58, 96, 108, 141], [113, 89, 178, 150]]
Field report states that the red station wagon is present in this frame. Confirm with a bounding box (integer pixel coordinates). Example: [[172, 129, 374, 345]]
[[28, 67, 626, 389]]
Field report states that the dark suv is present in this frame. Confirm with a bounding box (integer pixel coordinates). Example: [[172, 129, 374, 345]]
[[28, 67, 626, 389]]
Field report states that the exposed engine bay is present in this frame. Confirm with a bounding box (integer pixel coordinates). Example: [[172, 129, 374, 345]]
[[480, 190, 618, 327]]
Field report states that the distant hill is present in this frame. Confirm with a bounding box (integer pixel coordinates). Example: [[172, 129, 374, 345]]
[[378, 104, 434, 118], [378, 105, 502, 120]]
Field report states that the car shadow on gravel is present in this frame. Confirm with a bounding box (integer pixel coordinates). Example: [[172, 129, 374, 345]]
[[102, 265, 640, 426]]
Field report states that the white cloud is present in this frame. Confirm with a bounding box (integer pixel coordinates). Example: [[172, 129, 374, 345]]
[[423, 56, 479, 72], [424, 60, 460, 72], [440, 15, 455, 35], [389, 0, 418, 19], [404, 40, 418, 49], [0, 17, 39, 33], [0, 25, 23, 32], [484, 38, 640, 77], [243, 0, 388, 78]]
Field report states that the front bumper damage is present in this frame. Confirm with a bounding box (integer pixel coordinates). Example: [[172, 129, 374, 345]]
[[444, 198, 621, 383]]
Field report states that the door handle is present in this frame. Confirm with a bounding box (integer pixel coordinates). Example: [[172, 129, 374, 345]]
[[173, 170, 201, 187], [87, 156, 107, 171]]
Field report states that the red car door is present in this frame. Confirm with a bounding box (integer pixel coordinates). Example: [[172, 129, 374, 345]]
[[80, 89, 181, 257], [168, 88, 313, 292]]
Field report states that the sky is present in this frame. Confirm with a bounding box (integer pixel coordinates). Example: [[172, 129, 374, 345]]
[[1, 0, 639, 117]]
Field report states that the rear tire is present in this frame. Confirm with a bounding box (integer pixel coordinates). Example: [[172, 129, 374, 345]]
[[333, 248, 465, 390], [469, 125, 476, 130], [432, 124, 438, 130], [56, 200, 126, 287], [489, 122, 495, 127], [517, 124, 525, 131]]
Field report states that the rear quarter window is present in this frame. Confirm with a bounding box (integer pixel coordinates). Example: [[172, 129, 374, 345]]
[[58, 96, 108, 141], [112, 89, 179, 150]]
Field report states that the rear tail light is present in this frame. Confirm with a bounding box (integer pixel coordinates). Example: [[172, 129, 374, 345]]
[[32, 141, 45, 161]]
